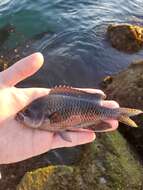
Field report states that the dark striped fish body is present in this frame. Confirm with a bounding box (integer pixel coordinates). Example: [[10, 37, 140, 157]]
[[16, 86, 143, 142]]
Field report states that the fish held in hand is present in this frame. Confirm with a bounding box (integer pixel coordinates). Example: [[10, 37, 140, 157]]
[[15, 86, 143, 142]]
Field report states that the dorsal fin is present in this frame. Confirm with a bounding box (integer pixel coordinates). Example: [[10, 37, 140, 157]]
[[49, 85, 106, 101]]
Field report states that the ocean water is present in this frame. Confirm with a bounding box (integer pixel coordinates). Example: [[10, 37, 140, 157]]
[[0, 0, 143, 168], [1, 0, 143, 88]]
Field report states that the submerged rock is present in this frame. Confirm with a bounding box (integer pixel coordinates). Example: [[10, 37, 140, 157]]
[[0, 24, 15, 47], [101, 60, 143, 157], [107, 24, 143, 53], [17, 132, 143, 190], [0, 58, 9, 71]]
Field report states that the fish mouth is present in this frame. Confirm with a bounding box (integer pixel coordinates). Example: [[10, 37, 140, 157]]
[[15, 112, 25, 124]]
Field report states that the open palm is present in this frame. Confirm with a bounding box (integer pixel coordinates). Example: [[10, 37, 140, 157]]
[[0, 53, 119, 164]]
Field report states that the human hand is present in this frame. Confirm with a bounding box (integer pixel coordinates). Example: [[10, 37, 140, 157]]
[[0, 53, 119, 164]]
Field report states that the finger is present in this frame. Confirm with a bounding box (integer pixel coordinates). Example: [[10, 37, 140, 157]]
[[15, 88, 50, 105], [51, 131, 95, 149], [0, 52, 44, 87], [15, 87, 50, 109], [102, 100, 120, 108], [75, 87, 106, 97], [30, 130, 54, 157], [101, 100, 119, 131]]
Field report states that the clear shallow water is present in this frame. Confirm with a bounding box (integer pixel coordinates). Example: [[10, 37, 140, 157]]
[[0, 0, 143, 165]]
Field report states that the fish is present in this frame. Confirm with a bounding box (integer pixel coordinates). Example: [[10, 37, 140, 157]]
[[15, 86, 143, 142]]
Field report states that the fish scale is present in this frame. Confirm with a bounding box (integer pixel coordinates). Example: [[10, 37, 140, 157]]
[[15, 86, 143, 142], [48, 95, 116, 126]]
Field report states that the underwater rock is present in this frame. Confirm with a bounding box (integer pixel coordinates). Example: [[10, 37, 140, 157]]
[[17, 132, 143, 190], [0, 58, 9, 71], [0, 23, 15, 47], [107, 24, 143, 53], [101, 60, 143, 158]]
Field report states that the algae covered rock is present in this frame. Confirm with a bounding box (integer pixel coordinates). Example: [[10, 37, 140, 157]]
[[101, 60, 143, 156], [107, 24, 143, 53], [17, 132, 143, 190], [17, 165, 74, 190]]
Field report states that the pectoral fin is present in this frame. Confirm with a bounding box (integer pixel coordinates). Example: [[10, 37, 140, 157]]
[[58, 131, 72, 142]]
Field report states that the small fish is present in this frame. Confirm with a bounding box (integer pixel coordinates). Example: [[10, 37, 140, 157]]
[[15, 86, 143, 142]]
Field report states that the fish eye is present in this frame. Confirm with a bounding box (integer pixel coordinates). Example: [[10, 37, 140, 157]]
[[23, 109, 32, 117]]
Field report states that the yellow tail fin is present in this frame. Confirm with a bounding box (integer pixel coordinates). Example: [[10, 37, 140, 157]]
[[119, 108, 143, 116], [119, 115, 138, 128]]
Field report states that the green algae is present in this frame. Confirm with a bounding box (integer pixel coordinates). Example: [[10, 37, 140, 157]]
[[17, 166, 74, 190], [17, 132, 143, 190]]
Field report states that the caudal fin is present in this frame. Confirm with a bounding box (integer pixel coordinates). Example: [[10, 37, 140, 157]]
[[118, 108, 143, 127]]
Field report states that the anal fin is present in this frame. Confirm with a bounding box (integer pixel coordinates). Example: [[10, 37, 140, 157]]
[[86, 121, 112, 132], [75, 120, 112, 132]]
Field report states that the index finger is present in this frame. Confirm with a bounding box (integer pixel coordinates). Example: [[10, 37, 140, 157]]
[[101, 100, 119, 131], [0, 53, 44, 87], [75, 87, 106, 97]]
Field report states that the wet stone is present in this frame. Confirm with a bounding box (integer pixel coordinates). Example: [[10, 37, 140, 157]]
[[107, 24, 143, 53], [102, 60, 143, 160]]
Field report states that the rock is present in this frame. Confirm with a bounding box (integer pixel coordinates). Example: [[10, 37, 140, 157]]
[[17, 166, 74, 190], [101, 60, 143, 157], [107, 24, 143, 53], [0, 58, 9, 71], [0, 24, 15, 47], [100, 76, 113, 89], [17, 132, 143, 190], [0, 147, 82, 190]]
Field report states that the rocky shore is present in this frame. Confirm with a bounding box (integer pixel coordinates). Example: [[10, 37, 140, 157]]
[[17, 133, 143, 190], [0, 23, 143, 190], [101, 60, 143, 158]]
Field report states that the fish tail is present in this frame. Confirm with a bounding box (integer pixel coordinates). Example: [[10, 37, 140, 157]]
[[118, 108, 143, 127]]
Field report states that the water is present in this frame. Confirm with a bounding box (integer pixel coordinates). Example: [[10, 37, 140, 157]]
[[0, 0, 143, 187], [1, 0, 143, 88]]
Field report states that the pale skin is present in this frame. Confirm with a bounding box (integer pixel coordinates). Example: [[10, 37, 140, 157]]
[[0, 53, 119, 164]]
